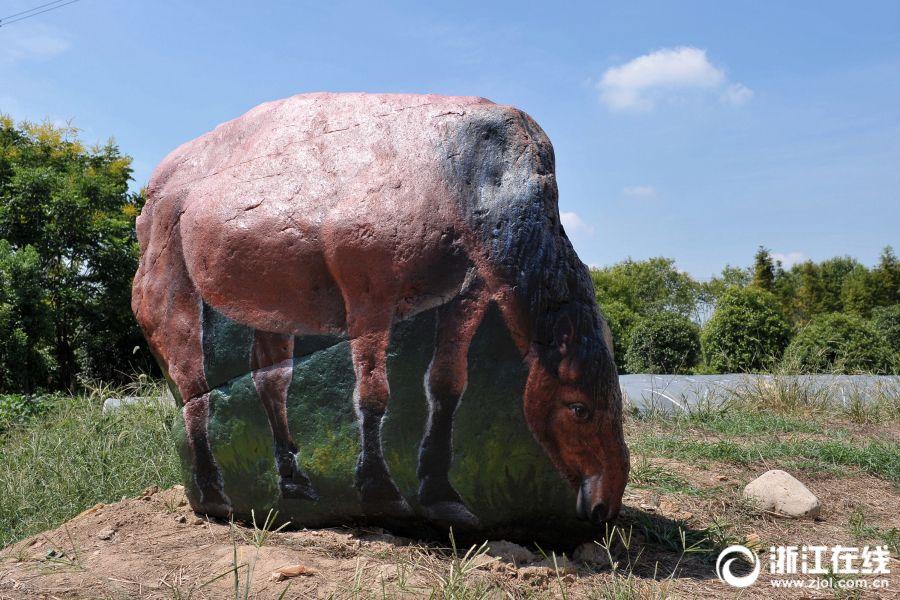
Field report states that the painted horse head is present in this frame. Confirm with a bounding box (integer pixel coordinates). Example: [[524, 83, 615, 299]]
[[457, 105, 631, 525], [523, 300, 629, 524]]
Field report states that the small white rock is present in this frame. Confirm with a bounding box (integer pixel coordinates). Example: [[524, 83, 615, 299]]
[[486, 540, 536, 565], [743, 469, 820, 518]]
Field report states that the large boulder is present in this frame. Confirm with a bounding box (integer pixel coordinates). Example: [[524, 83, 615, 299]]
[[135, 93, 628, 544]]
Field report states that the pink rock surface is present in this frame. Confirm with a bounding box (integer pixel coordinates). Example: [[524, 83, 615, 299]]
[[132, 93, 628, 530]]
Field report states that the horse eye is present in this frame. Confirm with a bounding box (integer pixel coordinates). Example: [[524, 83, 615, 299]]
[[568, 403, 590, 422]]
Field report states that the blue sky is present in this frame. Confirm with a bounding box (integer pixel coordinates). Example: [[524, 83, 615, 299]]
[[1, 0, 898, 277]]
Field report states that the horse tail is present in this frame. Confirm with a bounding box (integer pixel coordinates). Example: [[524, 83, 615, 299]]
[[132, 184, 208, 404]]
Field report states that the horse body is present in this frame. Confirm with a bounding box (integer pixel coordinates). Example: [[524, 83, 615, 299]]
[[133, 93, 628, 528]]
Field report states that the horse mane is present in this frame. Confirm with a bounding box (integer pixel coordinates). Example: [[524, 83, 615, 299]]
[[445, 104, 616, 399], [519, 227, 616, 399]]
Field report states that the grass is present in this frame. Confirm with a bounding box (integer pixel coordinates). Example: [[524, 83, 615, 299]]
[[626, 371, 900, 483], [847, 509, 900, 555], [0, 378, 182, 548], [628, 455, 705, 496], [0, 372, 897, 597], [629, 435, 900, 482]]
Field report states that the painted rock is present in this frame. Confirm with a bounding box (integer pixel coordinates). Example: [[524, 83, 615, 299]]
[[133, 93, 628, 544]]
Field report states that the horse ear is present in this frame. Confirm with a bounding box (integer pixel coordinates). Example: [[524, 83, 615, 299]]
[[554, 314, 575, 357]]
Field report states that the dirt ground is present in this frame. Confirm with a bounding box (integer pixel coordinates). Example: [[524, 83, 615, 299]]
[[1, 463, 898, 600]]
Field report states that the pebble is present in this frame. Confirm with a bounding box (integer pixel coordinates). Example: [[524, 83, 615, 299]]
[[743, 469, 821, 518], [573, 542, 611, 567], [486, 540, 537, 565]]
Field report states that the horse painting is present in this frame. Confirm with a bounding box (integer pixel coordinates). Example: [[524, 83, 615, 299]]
[[132, 93, 629, 529]]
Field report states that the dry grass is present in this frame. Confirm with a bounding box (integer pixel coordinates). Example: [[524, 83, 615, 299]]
[[1, 374, 898, 598]]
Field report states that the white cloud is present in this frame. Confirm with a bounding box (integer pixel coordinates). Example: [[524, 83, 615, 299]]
[[623, 185, 657, 198], [721, 83, 754, 106], [772, 251, 807, 269], [560, 211, 595, 235], [598, 46, 751, 112], [0, 26, 69, 64]]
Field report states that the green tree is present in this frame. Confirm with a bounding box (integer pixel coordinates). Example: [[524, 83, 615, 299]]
[[792, 261, 825, 323], [597, 300, 639, 373], [783, 313, 895, 374], [591, 257, 702, 372], [752, 246, 775, 291], [0, 117, 148, 391], [841, 265, 877, 317], [701, 265, 751, 309], [871, 304, 900, 354], [624, 311, 700, 374], [701, 287, 792, 372], [772, 262, 799, 320], [0, 241, 53, 392], [818, 256, 859, 313], [590, 257, 701, 319], [872, 246, 900, 306]]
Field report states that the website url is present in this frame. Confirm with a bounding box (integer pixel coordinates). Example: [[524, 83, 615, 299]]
[[771, 578, 891, 590]]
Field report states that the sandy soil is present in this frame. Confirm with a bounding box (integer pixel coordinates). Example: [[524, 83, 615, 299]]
[[1, 467, 897, 599]]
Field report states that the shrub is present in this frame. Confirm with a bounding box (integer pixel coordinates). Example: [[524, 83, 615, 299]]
[[624, 311, 700, 374], [783, 313, 895, 374], [702, 287, 792, 372], [0, 393, 55, 433], [871, 304, 900, 353], [598, 300, 639, 372]]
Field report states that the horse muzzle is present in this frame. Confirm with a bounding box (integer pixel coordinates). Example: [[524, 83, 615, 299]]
[[576, 475, 622, 525]]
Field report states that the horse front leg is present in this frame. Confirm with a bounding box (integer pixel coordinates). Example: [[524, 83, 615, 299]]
[[417, 280, 489, 529], [252, 330, 318, 501], [349, 329, 413, 518]]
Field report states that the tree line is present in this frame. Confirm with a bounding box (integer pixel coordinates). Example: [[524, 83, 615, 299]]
[[592, 248, 899, 375], [0, 119, 897, 395]]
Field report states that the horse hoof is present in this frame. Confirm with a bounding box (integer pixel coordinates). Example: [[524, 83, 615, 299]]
[[195, 499, 233, 519], [195, 485, 233, 519], [424, 501, 480, 530], [280, 476, 319, 501]]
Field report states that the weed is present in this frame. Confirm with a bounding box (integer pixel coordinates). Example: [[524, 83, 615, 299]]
[[228, 509, 290, 600], [630, 434, 900, 482], [847, 510, 900, 555], [628, 455, 701, 495], [0, 379, 181, 547], [429, 530, 494, 600], [585, 524, 675, 600]]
